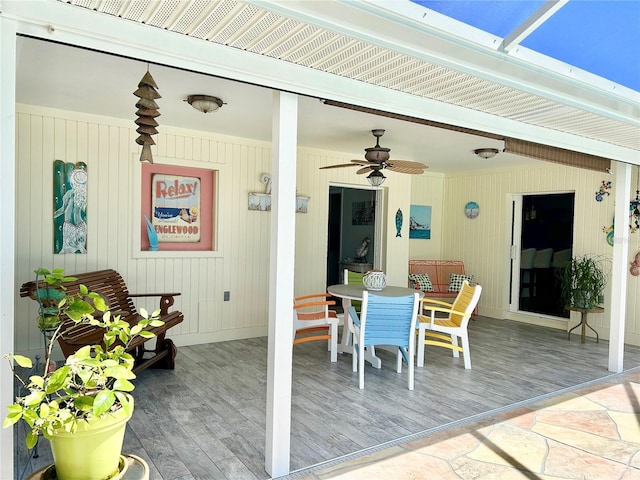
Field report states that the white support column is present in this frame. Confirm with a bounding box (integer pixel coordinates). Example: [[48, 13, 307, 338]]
[[265, 91, 298, 477], [0, 16, 17, 480], [609, 161, 631, 373]]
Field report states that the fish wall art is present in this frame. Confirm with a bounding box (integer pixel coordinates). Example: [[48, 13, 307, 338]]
[[396, 208, 403, 237]]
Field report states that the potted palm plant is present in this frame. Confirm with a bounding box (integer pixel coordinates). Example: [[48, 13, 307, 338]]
[[560, 254, 608, 310], [4, 269, 163, 480]]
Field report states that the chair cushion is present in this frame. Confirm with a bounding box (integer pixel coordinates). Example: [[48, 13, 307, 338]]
[[448, 273, 474, 292], [408, 273, 434, 292]]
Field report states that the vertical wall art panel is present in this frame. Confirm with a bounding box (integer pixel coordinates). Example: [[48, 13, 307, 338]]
[[53, 160, 88, 254]]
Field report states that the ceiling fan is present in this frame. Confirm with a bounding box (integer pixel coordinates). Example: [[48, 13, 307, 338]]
[[320, 129, 428, 186]]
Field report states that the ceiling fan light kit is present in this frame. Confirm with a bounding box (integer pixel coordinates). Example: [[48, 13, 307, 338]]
[[186, 95, 224, 113], [367, 170, 386, 186], [474, 148, 499, 159]]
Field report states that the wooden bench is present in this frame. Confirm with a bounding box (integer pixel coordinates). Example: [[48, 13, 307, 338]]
[[20, 269, 184, 373], [408, 260, 478, 317]]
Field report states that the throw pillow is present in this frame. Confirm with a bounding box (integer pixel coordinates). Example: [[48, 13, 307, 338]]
[[448, 273, 474, 292], [408, 273, 434, 292]]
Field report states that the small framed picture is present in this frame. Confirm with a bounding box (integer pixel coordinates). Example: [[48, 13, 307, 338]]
[[409, 205, 431, 239]]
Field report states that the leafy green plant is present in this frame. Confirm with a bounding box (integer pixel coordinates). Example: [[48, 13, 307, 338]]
[[560, 255, 608, 309], [3, 270, 163, 449]]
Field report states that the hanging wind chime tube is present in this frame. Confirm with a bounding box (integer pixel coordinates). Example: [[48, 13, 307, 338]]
[[630, 166, 640, 233], [134, 70, 161, 163]]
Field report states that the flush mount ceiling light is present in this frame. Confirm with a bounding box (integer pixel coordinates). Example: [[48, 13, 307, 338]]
[[186, 95, 224, 113], [474, 148, 499, 159], [367, 169, 386, 186]]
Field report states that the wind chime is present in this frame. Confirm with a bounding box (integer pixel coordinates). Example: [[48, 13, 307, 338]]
[[134, 69, 161, 163], [630, 167, 640, 233]]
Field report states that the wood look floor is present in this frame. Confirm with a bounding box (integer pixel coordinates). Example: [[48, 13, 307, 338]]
[[15, 316, 640, 480]]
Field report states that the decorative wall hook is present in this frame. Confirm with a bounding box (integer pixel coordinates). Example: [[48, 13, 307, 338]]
[[260, 173, 272, 194], [248, 173, 309, 213]]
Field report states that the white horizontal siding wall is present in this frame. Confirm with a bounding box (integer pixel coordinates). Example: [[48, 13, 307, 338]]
[[14, 105, 414, 355], [441, 163, 640, 344], [15, 104, 272, 354], [19, 104, 634, 351]]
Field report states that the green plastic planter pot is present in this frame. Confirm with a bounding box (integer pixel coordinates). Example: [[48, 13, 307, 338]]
[[48, 400, 133, 480]]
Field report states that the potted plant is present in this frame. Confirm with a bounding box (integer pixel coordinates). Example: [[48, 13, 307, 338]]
[[560, 255, 608, 310], [4, 269, 163, 480]]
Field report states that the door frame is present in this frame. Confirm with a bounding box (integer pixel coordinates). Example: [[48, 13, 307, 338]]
[[328, 182, 384, 271]]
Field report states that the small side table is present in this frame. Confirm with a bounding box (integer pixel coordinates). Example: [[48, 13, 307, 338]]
[[566, 305, 604, 343]]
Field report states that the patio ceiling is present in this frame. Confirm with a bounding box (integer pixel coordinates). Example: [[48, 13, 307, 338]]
[[9, 0, 640, 168], [52, 0, 638, 156]]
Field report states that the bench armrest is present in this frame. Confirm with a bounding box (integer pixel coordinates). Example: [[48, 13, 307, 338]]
[[128, 292, 181, 315]]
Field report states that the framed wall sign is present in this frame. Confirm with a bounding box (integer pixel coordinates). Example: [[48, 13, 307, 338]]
[[141, 163, 215, 251]]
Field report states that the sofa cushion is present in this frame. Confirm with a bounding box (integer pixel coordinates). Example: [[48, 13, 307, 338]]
[[448, 273, 474, 292], [408, 273, 434, 292]]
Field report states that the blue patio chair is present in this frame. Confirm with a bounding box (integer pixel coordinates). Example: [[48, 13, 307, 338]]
[[348, 291, 420, 390]]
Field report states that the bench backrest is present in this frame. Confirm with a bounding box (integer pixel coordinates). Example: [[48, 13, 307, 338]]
[[20, 269, 137, 319], [408, 260, 466, 293]]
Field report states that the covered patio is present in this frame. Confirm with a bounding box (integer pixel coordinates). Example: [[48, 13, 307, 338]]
[[2, 1, 639, 479]]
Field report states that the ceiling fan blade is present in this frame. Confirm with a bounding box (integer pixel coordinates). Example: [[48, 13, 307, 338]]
[[351, 159, 377, 166], [387, 165, 428, 174], [319, 163, 360, 170], [387, 159, 428, 169], [356, 167, 373, 174]]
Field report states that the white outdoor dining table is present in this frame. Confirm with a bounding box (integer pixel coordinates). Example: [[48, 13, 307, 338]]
[[327, 284, 424, 368]]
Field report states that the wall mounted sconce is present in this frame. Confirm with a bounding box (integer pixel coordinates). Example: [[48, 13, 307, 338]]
[[474, 148, 499, 159], [186, 95, 224, 113]]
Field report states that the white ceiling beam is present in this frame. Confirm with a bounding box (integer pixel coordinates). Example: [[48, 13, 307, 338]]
[[501, 0, 569, 53]]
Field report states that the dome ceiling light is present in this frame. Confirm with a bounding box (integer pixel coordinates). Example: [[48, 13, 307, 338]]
[[474, 148, 499, 159], [186, 95, 224, 113]]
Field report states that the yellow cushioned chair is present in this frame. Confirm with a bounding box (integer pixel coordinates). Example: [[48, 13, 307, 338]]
[[416, 280, 482, 369]]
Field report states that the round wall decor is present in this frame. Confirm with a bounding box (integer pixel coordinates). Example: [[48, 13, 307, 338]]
[[464, 201, 480, 219]]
